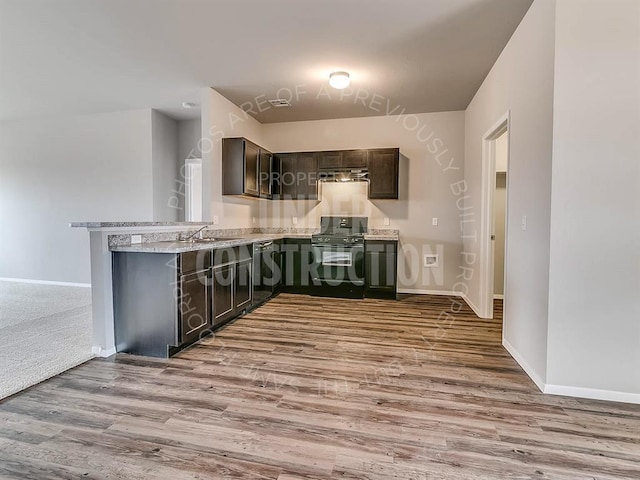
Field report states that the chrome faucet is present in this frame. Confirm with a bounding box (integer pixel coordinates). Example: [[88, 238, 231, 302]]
[[181, 226, 207, 242]]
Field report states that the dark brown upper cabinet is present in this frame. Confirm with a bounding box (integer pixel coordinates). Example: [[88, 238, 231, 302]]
[[259, 150, 273, 199], [367, 148, 400, 199], [343, 150, 367, 168], [318, 151, 343, 169], [318, 149, 367, 169], [222, 137, 273, 199], [274, 152, 318, 200], [296, 153, 319, 200], [223, 139, 399, 200]]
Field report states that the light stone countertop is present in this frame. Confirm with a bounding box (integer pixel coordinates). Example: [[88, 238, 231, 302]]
[[110, 232, 398, 254]]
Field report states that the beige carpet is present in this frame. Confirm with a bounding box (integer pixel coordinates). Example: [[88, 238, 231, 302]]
[[0, 280, 93, 399]]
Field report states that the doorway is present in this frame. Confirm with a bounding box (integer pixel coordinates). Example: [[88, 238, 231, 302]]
[[493, 131, 508, 301], [479, 113, 510, 319]]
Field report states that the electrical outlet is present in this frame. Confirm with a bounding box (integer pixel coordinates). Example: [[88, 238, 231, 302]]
[[213, 215, 219, 225], [432, 217, 438, 226], [423, 254, 439, 268], [383, 217, 390, 226], [521, 215, 527, 231], [252, 217, 256, 224], [292, 216, 298, 225], [131, 234, 142, 244]]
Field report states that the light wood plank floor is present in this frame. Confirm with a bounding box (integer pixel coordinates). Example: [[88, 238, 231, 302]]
[[1, 294, 638, 479]]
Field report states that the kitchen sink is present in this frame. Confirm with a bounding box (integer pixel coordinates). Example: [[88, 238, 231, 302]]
[[170, 237, 242, 244]]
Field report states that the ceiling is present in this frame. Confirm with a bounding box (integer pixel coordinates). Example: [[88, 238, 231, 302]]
[[0, 0, 533, 123]]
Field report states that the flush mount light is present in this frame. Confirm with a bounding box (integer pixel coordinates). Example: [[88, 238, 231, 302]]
[[181, 102, 198, 109], [329, 71, 350, 89]]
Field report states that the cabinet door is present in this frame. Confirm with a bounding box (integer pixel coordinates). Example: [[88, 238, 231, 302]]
[[343, 150, 367, 168], [282, 239, 313, 292], [178, 270, 210, 344], [318, 151, 342, 169], [244, 141, 260, 197], [278, 154, 297, 199], [259, 150, 272, 198], [235, 259, 252, 311], [212, 263, 234, 325], [365, 241, 397, 298], [367, 149, 399, 199], [296, 153, 318, 200]]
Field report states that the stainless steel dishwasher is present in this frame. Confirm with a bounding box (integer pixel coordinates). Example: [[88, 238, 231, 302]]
[[252, 240, 275, 306]]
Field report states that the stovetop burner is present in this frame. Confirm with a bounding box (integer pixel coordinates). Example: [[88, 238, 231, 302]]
[[312, 216, 368, 246]]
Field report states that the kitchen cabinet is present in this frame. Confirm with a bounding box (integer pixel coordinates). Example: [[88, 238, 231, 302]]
[[343, 150, 367, 168], [222, 137, 274, 199], [235, 258, 253, 310], [226, 140, 399, 201], [318, 151, 343, 169], [274, 152, 318, 200], [296, 153, 319, 199], [365, 240, 398, 299], [259, 150, 273, 199], [212, 245, 253, 326], [367, 149, 400, 199], [281, 238, 313, 293], [113, 250, 212, 358], [212, 263, 234, 325], [318, 149, 367, 169]]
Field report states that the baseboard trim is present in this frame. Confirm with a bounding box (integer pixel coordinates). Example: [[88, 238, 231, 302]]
[[0, 277, 91, 288], [493, 294, 504, 300], [544, 384, 640, 405], [460, 293, 484, 318], [502, 338, 546, 392], [91, 346, 116, 358], [397, 289, 462, 296]]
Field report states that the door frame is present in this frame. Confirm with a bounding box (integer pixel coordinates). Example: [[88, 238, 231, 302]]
[[479, 111, 510, 319]]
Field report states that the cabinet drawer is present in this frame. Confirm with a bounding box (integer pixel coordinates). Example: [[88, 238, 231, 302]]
[[212, 245, 252, 266], [179, 250, 211, 275]]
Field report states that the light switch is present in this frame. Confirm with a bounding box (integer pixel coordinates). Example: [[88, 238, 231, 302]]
[[252, 217, 256, 224], [383, 217, 390, 226], [213, 215, 219, 225], [521, 215, 527, 231], [292, 216, 298, 225], [432, 217, 438, 226], [131, 234, 142, 244]]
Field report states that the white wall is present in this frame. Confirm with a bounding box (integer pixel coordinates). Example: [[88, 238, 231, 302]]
[[201, 88, 264, 226], [262, 112, 465, 292], [151, 110, 179, 221], [0, 110, 154, 284], [546, 0, 640, 398], [464, 0, 556, 386]]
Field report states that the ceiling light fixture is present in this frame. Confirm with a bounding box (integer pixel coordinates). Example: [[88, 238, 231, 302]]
[[181, 102, 198, 109], [329, 71, 350, 89]]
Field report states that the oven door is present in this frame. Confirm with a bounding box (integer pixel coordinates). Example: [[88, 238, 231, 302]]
[[311, 244, 364, 286]]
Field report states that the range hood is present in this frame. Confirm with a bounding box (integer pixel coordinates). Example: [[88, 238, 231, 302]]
[[318, 168, 369, 183]]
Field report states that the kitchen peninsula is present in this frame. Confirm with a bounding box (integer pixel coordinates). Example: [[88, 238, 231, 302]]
[[72, 220, 398, 359]]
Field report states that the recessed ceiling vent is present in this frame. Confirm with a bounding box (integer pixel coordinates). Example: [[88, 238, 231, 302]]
[[268, 99, 292, 108]]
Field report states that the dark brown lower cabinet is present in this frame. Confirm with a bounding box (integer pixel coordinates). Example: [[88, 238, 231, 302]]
[[212, 263, 234, 326], [281, 238, 313, 294], [365, 240, 398, 299], [235, 259, 253, 311], [212, 246, 253, 327], [178, 269, 210, 345], [113, 250, 212, 358]]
